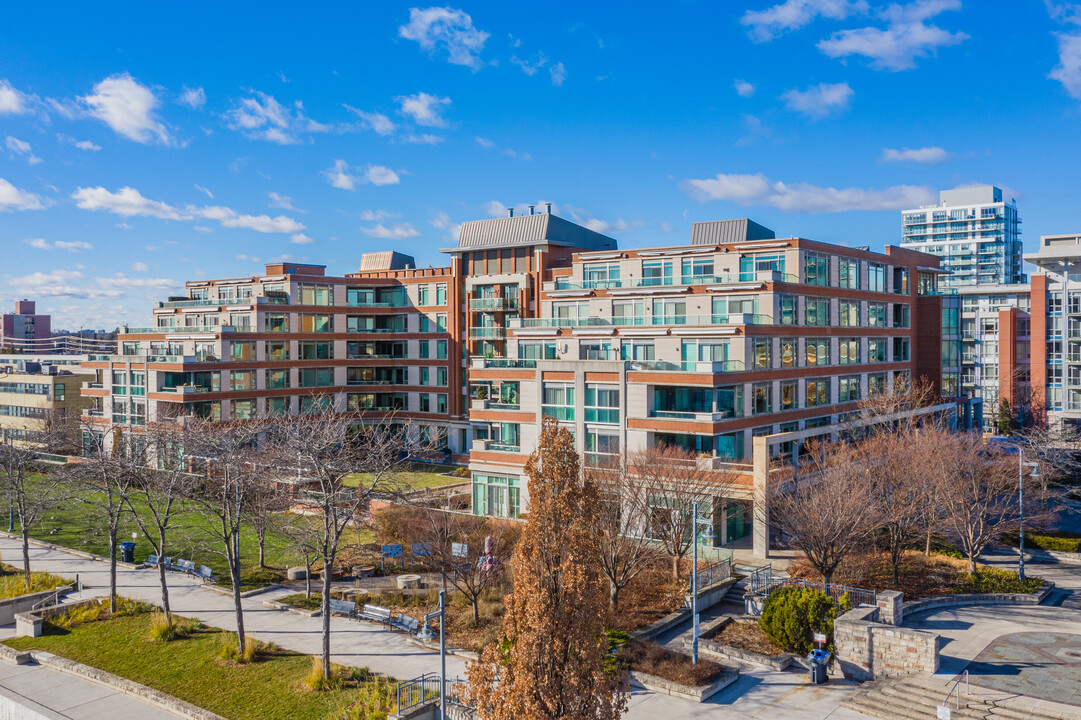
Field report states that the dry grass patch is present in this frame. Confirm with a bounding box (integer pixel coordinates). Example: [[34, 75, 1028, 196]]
[[705, 620, 786, 657], [788, 550, 969, 599], [614, 636, 726, 686]]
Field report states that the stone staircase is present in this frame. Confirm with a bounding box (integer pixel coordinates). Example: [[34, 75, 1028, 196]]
[[843, 675, 1081, 720]]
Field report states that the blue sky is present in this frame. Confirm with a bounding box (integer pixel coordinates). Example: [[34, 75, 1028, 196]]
[[3, 0, 1081, 329]]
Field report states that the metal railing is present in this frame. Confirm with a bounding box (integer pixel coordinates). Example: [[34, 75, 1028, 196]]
[[696, 557, 733, 588], [748, 564, 772, 595], [767, 576, 877, 607], [517, 314, 772, 329], [396, 673, 469, 712], [469, 297, 519, 310], [943, 670, 969, 712], [553, 271, 800, 291]]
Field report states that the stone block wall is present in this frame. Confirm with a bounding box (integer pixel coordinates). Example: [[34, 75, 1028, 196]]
[[877, 590, 903, 626], [834, 604, 939, 681]]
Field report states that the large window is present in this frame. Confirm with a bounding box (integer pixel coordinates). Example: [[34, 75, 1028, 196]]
[[753, 383, 772, 414], [867, 302, 887, 328], [838, 300, 860, 327], [585, 385, 620, 423], [265, 369, 289, 389], [613, 300, 644, 326], [233, 399, 256, 420], [231, 370, 254, 391], [805, 379, 830, 407], [780, 381, 797, 411], [652, 299, 686, 325], [621, 341, 654, 361], [868, 263, 886, 292], [641, 260, 673, 286], [740, 253, 785, 281], [299, 368, 333, 388], [838, 258, 860, 289], [839, 376, 861, 403], [753, 338, 772, 369], [780, 338, 797, 368], [893, 338, 910, 362], [805, 253, 830, 287], [805, 297, 830, 326], [265, 341, 289, 361], [893, 267, 910, 295], [778, 295, 797, 326], [472, 473, 520, 518], [868, 338, 888, 362], [299, 314, 333, 332], [298, 284, 333, 306], [585, 430, 620, 468], [542, 383, 575, 421], [264, 314, 289, 332], [681, 258, 714, 284], [299, 341, 333, 360], [893, 303, 910, 328], [584, 263, 620, 288], [805, 339, 830, 366], [868, 373, 887, 397], [717, 386, 743, 418], [519, 341, 556, 360], [230, 342, 255, 361], [839, 338, 860, 365]]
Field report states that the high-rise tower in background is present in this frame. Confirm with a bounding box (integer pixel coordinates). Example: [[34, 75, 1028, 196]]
[[901, 185, 1024, 288]]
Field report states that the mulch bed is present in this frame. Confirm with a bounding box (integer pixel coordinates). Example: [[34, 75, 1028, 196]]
[[617, 638, 726, 686], [705, 620, 786, 657], [787, 550, 969, 600]]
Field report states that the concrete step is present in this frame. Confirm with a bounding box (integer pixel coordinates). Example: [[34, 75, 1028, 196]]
[[844, 677, 1081, 720]]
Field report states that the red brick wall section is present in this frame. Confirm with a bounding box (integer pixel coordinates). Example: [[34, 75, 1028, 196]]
[[998, 307, 1019, 411], [914, 291, 943, 396], [1030, 275, 1048, 425]]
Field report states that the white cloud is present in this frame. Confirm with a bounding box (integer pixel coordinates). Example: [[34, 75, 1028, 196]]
[[75, 140, 101, 151], [322, 160, 401, 190], [132, 261, 149, 272], [226, 91, 299, 144], [562, 205, 643, 235], [501, 148, 532, 161], [7, 270, 120, 299], [511, 53, 548, 76], [484, 200, 507, 217], [781, 82, 853, 118], [817, 0, 968, 71], [179, 86, 206, 109], [25, 238, 50, 250], [80, 73, 172, 145], [6, 136, 41, 164], [0, 178, 45, 211], [401, 132, 444, 144], [193, 183, 214, 199], [71, 185, 306, 234], [681, 172, 936, 213], [741, 0, 868, 42], [345, 106, 397, 135], [57, 241, 92, 251], [430, 211, 462, 241], [0, 79, 32, 115], [395, 92, 451, 127], [360, 209, 398, 221], [361, 223, 421, 240], [550, 62, 567, 86], [734, 79, 756, 97], [268, 192, 301, 211], [1052, 31, 1081, 99], [290, 233, 315, 245], [736, 114, 771, 147], [100, 273, 179, 291], [398, 7, 489, 70], [474, 136, 495, 148], [882, 146, 950, 163]]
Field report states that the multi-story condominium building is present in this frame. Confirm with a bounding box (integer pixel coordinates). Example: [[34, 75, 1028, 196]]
[[1, 300, 51, 354], [81, 211, 956, 558], [81, 253, 472, 456], [0, 363, 94, 448], [901, 185, 1025, 288]]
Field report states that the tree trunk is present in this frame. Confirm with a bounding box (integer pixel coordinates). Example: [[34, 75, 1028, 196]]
[[609, 581, 619, 612], [257, 532, 266, 569], [472, 595, 480, 625], [227, 544, 246, 653], [20, 526, 30, 590], [321, 557, 332, 680], [158, 529, 171, 624], [304, 556, 312, 599], [671, 554, 680, 582], [823, 569, 834, 588], [924, 526, 932, 556], [968, 553, 978, 574], [108, 526, 118, 613]]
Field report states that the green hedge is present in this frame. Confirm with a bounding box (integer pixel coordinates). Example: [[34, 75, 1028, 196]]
[[758, 587, 835, 655], [952, 567, 1044, 595], [1017, 532, 1081, 554]]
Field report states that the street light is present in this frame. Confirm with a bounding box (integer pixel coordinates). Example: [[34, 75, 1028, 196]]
[[1018, 448, 1041, 583], [691, 503, 714, 666]]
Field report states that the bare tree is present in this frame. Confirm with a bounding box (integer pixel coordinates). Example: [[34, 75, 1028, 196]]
[[769, 439, 878, 587], [931, 429, 1047, 573], [587, 458, 659, 612], [434, 512, 516, 624], [124, 422, 198, 624], [273, 398, 420, 681], [627, 445, 738, 581], [247, 478, 290, 569], [864, 430, 924, 584], [185, 415, 271, 655], [0, 413, 70, 589]]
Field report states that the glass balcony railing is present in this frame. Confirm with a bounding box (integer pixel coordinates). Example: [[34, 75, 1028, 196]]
[[470, 327, 506, 338], [517, 314, 771, 329], [469, 297, 519, 310], [552, 270, 797, 291]]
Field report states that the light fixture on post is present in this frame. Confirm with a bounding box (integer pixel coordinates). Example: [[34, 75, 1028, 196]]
[[1018, 449, 1040, 583]]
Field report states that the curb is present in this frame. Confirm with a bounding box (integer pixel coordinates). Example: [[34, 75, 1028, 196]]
[[0, 531, 142, 572], [405, 636, 478, 661], [200, 583, 281, 599]]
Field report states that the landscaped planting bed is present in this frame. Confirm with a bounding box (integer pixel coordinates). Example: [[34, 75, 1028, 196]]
[[704, 619, 786, 657], [4, 602, 396, 720], [612, 634, 727, 686], [0, 563, 69, 600], [788, 550, 969, 599]]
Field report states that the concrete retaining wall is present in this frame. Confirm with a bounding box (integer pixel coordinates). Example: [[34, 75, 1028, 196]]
[[901, 581, 1054, 617], [834, 605, 939, 682], [0, 688, 67, 720], [0, 585, 76, 626], [632, 577, 738, 641], [627, 668, 740, 703]]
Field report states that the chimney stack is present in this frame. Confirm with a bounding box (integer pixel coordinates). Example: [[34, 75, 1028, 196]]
[[545, 202, 552, 214], [508, 208, 514, 217], [528, 205, 535, 215]]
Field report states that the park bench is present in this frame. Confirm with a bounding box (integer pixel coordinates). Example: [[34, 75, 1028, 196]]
[[195, 565, 216, 582], [175, 559, 197, 574], [357, 604, 392, 625], [146, 554, 159, 566], [390, 614, 421, 635], [328, 599, 356, 618]]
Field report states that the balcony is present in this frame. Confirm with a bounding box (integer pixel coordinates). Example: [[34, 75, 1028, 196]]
[[159, 385, 214, 395], [470, 327, 506, 338], [471, 358, 538, 369], [551, 270, 798, 292], [647, 409, 740, 422], [515, 314, 771, 329], [469, 297, 519, 311], [82, 382, 103, 390], [472, 439, 520, 453]]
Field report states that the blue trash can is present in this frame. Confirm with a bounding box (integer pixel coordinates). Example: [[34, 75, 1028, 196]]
[[807, 649, 831, 684], [120, 541, 135, 564]]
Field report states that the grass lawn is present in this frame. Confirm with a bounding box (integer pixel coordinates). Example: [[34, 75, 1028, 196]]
[[343, 463, 467, 491], [5, 611, 395, 720], [0, 563, 69, 600]]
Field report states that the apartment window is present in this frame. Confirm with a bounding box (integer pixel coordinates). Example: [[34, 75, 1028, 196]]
[[267, 397, 289, 416], [437, 394, 448, 413], [585, 430, 620, 468], [436, 284, 447, 306], [299, 314, 333, 333], [299, 341, 333, 360], [868, 302, 887, 328], [54, 383, 65, 402], [753, 338, 772, 369], [740, 253, 785, 281], [418, 341, 430, 359], [805, 379, 830, 407], [641, 260, 673, 286], [264, 314, 289, 332], [893, 267, 910, 294], [230, 342, 255, 361], [419, 394, 431, 412], [542, 383, 575, 421], [228, 313, 251, 329], [265, 369, 289, 389], [584, 263, 620, 288], [681, 258, 714, 284], [780, 381, 797, 411], [580, 342, 614, 360], [299, 368, 333, 388], [805, 297, 830, 326], [472, 473, 520, 518], [868, 373, 887, 397], [893, 303, 910, 328], [868, 338, 888, 363], [943, 307, 960, 335], [780, 338, 797, 368], [839, 338, 860, 365], [418, 285, 430, 305], [653, 299, 686, 325], [839, 376, 861, 403], [868, 263, 886, 292], [778, 295, 797, 326], [298, 285, 333, 306], [805, 339, 830, 366], [717, 385, 743, 418], [554, 301, 590, 325], [621, 341, 655, 361], [805, 253, 830, 287], [519, 341, 556, 360], [232, 370, 254, 391], [838, 301, 860, 327], [420, 367, 430, 386], [612, 299, 645, 326], [893, 338, 911, 362], [585, 385, 620, 423], [129, 372, 145, 397], [942, 341, 960, 367], [112, 399, 127, 424], [436, 341, 447, 360], [265, 341, 289, 361], [437, 367, 448, 386], [753, 383, 772, 414], [838, 258, 860, 290], [300, 396, 333, 415], [232, 399, 256, 420]]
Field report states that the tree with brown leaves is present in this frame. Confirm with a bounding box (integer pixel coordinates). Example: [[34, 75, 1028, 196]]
[[466, 417, 626, 720]]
